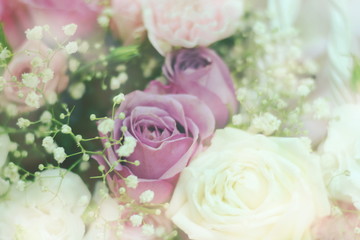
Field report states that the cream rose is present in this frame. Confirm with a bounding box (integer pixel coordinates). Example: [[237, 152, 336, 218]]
[[320, 104, 360, 210], [0, 169, 90, 240], [167, 128, 330, 240]]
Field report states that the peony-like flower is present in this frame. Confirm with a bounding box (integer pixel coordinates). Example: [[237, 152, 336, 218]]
[[140, 0, 244, 54], [111, 0, 145, 45], [0, 0, 100, 49], [148, 47, 238, 128], [0, 169, 90, 240], [1, 40, 69, 113], [167, 127, 330, 240], [94, 90, 215, 203], [320, 104, 360, 210]]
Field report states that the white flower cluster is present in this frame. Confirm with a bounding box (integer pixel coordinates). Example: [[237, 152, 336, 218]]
[[117, 136, 137, 157]]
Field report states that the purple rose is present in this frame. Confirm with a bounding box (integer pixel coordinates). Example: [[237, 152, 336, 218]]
[[95, 90, 215, 203], [161, 47, 238, 128]]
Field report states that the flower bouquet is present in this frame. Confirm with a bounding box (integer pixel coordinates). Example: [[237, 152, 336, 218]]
[[1, 0, 360, 239]]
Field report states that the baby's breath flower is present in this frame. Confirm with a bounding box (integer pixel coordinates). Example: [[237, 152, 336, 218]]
[[90, 114, 96, 121], [110, 72, 128, 90], [41, 68, 54, 83], [62, 23, 78, 36], [232, 114, 242, 126], [97, 15, 110, 28], [22, 73, 40, 88], [45, 91, 58, 105], [25, 92, 41, 108], [139, 190, 154, 203], [17, 118, 31, 129], [125, 175, 138, 189], [61, 124, 72, 134], [113, 93, 125, 104], [69, 59, 80, 72], [42, 136, 57, 153], [97, 119, 115, 135], [116, 136, 136, 157], [65, 41, 78, 54], [130, 214, 143, 227], [25, 26, 43, 40], [82, 154, 90, 161], [249, 112, 281, 136], [25, 133, 35, 144], [69, 82, 86, 100], [53, 147, 66, 163], [40, 111, 52, 124], [0, 48, 11, 60]]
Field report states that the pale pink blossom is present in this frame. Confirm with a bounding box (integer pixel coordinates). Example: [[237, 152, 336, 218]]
[[1, 40, 69, 112], [111, 0, 145, 45], [141, 0, 244, 54]]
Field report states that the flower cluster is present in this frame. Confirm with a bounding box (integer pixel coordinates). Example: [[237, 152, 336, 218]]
[[1, 0, 360, 240]]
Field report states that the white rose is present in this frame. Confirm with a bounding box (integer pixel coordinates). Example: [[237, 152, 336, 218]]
[[0, 169, 90, 240], [320, 104, 360, 210], [167, 127, 330, 240]]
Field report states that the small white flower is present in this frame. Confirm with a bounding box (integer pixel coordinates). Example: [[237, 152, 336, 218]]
[[250, 112, 281, 136], [22, 73, 40, 89], [110, 72, 128, 90], [139, 190, 154, 203], [42, 136, 57, 153], [69, 59, 80, 72], [41, 68, 54, 83], [25, 92, 41, 108], [53, 147, 67, 163], [113, 93, 125, 104], [97, 119, 115, 135], [130, 214, 143, 227], [25, 133, 35, 144], [125, 175, 138, 189], [69, 82, 86, 100], [25, 26, 43, 40], [97, 15, 110, 28], [16, 118, 31, 129], [61, 125, 72, 134], [116, 136, 136, 157], [142, 224, 155, 236], [62, 23, 78, 36], [0, 48, 11, 60], [65, 41, 78, 54], [232, 114, 243, 126], [40, 111, 52, 124]]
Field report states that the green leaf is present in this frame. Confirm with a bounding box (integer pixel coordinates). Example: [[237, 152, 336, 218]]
[[351, 56, 360, 91], [0, 23, 10, 50]]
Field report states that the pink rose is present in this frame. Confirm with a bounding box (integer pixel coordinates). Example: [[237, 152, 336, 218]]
[[158, 47, 238, 128], [0, 0, 33, 49], [0, 0, 100, 50], [111, 0, 145, 45], [94, 90, 215, 203], [1, 40, 69, 112], [141, 0, 244, 54]]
